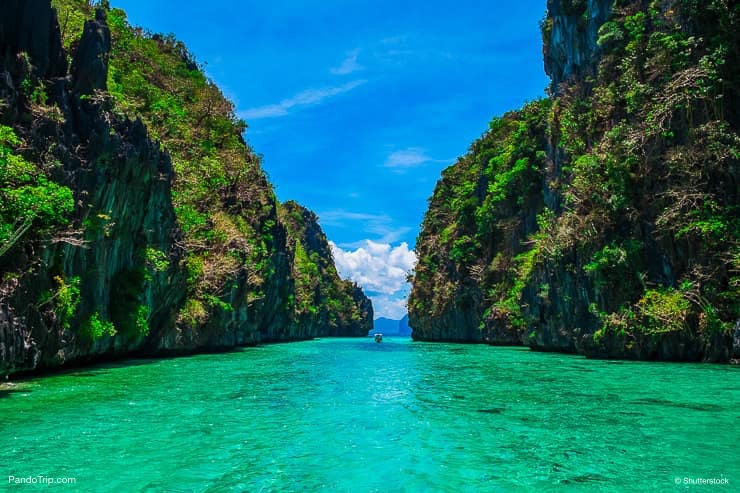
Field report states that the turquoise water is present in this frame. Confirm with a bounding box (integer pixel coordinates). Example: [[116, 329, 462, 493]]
[[1, 338, 738, 492]]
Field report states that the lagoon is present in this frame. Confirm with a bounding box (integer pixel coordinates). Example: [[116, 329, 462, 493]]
[[1, 338, 737, 491]]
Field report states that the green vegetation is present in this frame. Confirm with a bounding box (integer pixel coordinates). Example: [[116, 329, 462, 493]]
[[135, 304, 150, 337], [46, 1, 370, 338], [38, 276, 81, 330], [81, 311, 116, 340], [102, 4, 277, 318], [279, 201, 365, 332], [49, 0, 283, 329], [0, 125, 74, 259], [0, 0, 371, 375], [410, 99, 550, 335], [53, 276, 81, 330], [411, 0, 738, 359], [637, 288, 691, 335], [178, 298, 208, 330], [143, 247, 169, 280]]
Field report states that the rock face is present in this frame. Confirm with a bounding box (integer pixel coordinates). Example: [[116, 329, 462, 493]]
[[543, 0, 612, 93], [409, 101, 549, 347], [0, 1, 371, 377], [350, 285, 374, 337], [410, 0, 739, 362], [71, 9, 111, 95], [278, 201, 373, 339], [0, 2, 185, 373], [0, 0, 67, 79]]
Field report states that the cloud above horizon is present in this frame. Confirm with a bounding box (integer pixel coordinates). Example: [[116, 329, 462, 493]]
[[368, 295, 410, 321], [239, 79, 367, 120], [331, 49, 363, 75], [384, 148, 431, 168], [383, 148, 451, 173], [330, 240, 417, 319]]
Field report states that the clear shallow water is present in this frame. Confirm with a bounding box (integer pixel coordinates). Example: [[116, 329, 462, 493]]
[[1, 338, 738, 492]]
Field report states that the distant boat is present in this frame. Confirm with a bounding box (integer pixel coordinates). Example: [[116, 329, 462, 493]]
[[374, 333, 383, 343]]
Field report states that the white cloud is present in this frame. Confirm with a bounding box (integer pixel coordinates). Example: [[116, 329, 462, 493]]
[[383, 148, 451, 173], [319, 210, 389, 224], [384, 148, 432, 169], [331, 49, 363, 75], [330, 240, 415, 295], [371, 295, 409, 320], [239, 79, 367, 120], [330, 240, 417, 319]]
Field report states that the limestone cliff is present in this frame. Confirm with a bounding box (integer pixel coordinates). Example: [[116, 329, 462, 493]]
[[542, 0, 613, 93], [279, 201, 373, 339], [0, 1, 371, 376], [410, 0, 739, 361]]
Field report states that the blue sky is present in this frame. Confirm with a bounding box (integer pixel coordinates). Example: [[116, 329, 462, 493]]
[[112, 0, 549, 319]]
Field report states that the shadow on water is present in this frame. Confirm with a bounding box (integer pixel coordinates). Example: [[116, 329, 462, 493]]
[[62, 370, 110, 378], [630, 397, 725, 412], [476, 408, 505, 414], [7, 356, 167, 383], [0, 386, 27, 399], [617, 411, 647, 417], [6, 343, 266, 383], [48, 358, 163, 380], [14, 346, 266, 384], [560, 473, 610, 485]]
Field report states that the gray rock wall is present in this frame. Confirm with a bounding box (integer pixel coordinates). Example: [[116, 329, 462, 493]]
[[543, 0, 613, 94]]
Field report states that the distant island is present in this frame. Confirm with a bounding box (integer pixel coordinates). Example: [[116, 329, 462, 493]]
[[369, 315, 412, 337]]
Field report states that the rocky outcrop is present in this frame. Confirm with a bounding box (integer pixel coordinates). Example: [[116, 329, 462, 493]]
[[543, 0, 613, 93], [278, 201, 373, 339], [411, 302, 485, 343], [409, 0, 738, 362], [0, 1, 186, 374], [0, 1, 371, 377], [0, 0, 66, 79], [71, 9, 111, 95], [349, 284, 374, 337]]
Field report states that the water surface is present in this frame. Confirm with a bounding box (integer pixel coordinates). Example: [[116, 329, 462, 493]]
[[1, 338, 737, 491]]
